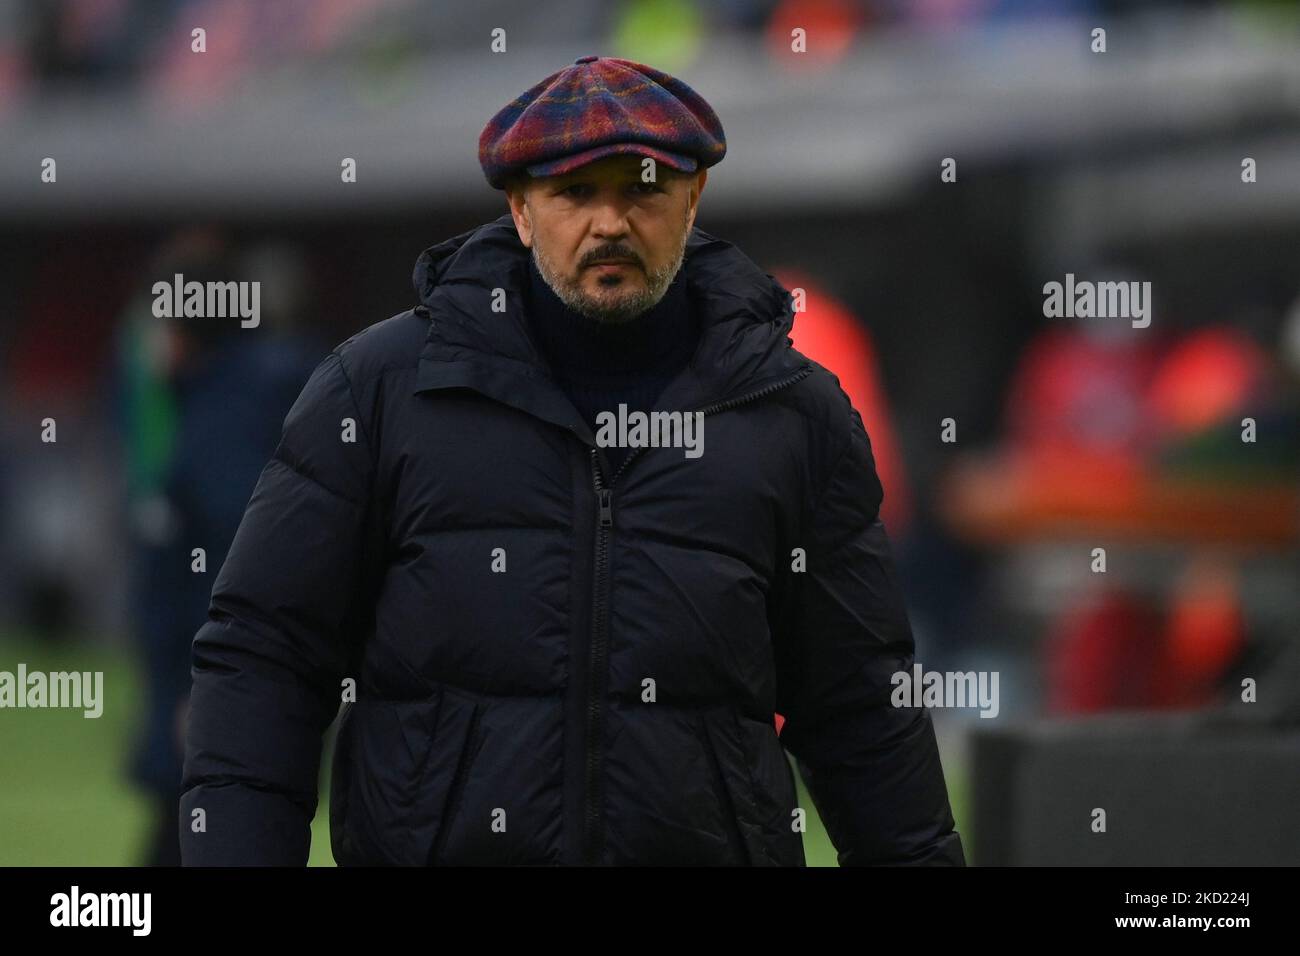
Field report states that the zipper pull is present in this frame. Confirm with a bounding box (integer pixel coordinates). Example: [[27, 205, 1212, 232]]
[[597, 488, 613, 528]]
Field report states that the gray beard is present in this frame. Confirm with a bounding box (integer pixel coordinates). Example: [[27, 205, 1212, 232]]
[[530, 225, 689, 325]]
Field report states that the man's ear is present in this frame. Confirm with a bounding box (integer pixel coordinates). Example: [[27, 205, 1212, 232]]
[[685, 169, 707, 232], [505, 179, 534, 248]]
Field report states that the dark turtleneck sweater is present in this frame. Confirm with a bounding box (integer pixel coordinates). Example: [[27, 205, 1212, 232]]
[[525, 256, 700, 476]]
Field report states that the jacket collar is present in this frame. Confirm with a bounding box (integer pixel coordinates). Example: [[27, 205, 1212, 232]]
[[412, 213, 806, 446]]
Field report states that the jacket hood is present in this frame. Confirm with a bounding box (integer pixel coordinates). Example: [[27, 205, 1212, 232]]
[[411, 214, 807, 442]]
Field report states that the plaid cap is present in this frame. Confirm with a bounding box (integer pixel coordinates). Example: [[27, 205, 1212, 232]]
[[478, 55, 726, 190]]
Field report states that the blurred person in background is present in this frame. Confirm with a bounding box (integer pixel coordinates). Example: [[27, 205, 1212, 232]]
[[115, 229, 322, 865]]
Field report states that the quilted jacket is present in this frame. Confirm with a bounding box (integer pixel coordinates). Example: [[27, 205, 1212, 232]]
[[179, 214, 966, 866]]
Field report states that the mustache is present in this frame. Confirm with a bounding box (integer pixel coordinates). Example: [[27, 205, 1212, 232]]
[[582, 246, 642, 268]]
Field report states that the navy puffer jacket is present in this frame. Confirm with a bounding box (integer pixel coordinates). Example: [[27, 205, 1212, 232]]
[[180, 214, 965, 866]]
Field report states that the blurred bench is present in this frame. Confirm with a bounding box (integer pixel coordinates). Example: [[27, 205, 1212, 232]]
[[970, 708, 1300, 865]]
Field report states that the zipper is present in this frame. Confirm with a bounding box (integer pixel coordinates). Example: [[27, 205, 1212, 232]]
[[583, 450, 612, 864], [578, 361, 813, 865]]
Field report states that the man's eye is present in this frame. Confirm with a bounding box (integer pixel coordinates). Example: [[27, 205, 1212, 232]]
[[559, 182, 659, 197]]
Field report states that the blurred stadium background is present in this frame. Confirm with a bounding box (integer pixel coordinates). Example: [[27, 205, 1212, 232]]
[[1, 0, 1298, 866]]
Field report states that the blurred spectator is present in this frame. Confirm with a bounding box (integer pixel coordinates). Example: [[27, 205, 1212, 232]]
[[114, 228, 323, 865]]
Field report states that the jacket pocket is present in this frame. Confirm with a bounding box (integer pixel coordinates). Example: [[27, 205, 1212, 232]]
[[699, 707, 805, 867], [426, 694, 483, 866], [695, 710, 753, 866], [331, 688, 481, 866]]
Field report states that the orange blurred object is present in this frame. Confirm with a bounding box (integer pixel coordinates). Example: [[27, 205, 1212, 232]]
[[1164, 556, 1244, 695], [765, 0, 865, 69], [1145, 326, 1268, 436], [776, 267, 912, 536]]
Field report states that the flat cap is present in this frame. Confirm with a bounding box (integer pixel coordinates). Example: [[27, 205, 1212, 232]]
[[478, 55, 726, 190]]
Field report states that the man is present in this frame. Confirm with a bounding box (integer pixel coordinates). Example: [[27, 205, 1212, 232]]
[[180, 56, 965, 866]]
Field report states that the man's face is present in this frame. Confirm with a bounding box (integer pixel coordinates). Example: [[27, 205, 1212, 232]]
[[505, 154, 707, 324]]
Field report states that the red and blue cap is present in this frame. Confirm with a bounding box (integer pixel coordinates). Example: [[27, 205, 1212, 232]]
[[478, 55, 726, 190]]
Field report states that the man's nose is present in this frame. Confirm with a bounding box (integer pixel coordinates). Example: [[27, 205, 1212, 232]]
[[589, 192, 632, 241]]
